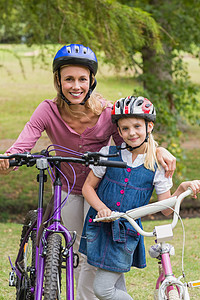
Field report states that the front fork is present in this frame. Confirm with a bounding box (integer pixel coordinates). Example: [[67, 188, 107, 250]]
[[34, 223, 75, 300], [155, 251, 187, 299]]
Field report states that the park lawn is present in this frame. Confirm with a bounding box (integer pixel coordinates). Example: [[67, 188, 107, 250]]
[[0, 218, 200, 299]]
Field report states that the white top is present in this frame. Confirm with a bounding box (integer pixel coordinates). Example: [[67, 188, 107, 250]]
[[90, 143, 173, 195]]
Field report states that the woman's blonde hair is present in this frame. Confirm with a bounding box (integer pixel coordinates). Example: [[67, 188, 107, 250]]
[[144, 132, 159, 172], [53, 70, 107, 117]]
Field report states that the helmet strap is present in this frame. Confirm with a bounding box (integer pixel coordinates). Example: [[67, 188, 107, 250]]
[[58, 69, 96, 106], [57, 68, 72, 105]]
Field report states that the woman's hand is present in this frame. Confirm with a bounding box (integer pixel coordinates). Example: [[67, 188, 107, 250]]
[[156, 147, 176, 178], [0, 153, 12, 174], [181, 180, 200, 199]]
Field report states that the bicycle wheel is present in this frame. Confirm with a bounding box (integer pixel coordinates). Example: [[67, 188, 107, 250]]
[[168, 289, 181, 300], [43, 233, 62, 300], [16, 210, 37, 300], [158, 287, 182, 300]]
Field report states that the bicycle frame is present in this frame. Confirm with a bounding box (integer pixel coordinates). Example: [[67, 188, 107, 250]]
[[35, 162, 75, 300]]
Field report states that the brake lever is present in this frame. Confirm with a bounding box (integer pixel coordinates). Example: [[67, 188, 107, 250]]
[[83, 151, 119, 159]]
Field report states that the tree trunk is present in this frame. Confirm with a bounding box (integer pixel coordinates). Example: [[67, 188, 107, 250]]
[[141, 43, 174, 110]]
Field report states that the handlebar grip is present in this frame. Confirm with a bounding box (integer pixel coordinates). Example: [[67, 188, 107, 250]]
[[9, 160, 20, 167], [98, 160, 127, 168]]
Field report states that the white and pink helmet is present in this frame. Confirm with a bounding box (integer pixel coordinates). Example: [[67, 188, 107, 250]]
[[111, 96, 156, 123]]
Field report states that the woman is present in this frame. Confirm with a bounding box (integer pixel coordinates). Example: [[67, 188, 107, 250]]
[[0, 44, 176, 300]]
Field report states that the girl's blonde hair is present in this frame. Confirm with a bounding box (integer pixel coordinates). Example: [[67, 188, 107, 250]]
[[53, 70, 107, 117], [144, 132, 159, 172]]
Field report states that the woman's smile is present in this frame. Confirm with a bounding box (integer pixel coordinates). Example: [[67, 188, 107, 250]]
[[70, 92, 83, 98]]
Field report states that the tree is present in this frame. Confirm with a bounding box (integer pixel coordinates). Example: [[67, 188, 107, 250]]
[[0, 0, 161, 65], [121, 0, 200, 144]]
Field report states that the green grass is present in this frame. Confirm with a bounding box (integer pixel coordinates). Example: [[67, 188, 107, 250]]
[[0, 46, 55, 139], [0, 219, 200, 299]]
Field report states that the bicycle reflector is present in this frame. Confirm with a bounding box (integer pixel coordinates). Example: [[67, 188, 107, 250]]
[[154, 224, 173, 243], [188, 280, 200, 288]]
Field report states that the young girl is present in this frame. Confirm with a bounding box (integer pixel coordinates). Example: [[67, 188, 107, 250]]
[[79, 96, 200, 300]]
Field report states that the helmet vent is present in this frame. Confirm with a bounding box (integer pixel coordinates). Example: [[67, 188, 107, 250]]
[[75, 46, 79, 53], [116, 101, 120, 108], [66, 47, 71, 53], [83, 47, 87, 54], [137, 100, 143, 106]]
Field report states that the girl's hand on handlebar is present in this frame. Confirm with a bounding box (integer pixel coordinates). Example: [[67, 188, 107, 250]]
[[156, 147, 176, 178], [97, 208, 112, 222], [181, 180, 200, 199], [0, 153, 12, 174]]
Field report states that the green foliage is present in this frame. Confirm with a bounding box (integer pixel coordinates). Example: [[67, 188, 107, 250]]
[[0, 0, 162, 68], [0, 0, 24, 43]]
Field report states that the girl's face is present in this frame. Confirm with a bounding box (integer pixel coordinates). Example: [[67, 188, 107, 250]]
[[117, 117, 153, 150], [60, 65, 90, 105]]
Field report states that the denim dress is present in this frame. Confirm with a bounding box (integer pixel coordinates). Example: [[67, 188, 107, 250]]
[[79, 146, 156, 273]]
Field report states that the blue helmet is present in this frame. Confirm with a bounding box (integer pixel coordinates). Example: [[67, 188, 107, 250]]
[[53, 44, 98, 75]]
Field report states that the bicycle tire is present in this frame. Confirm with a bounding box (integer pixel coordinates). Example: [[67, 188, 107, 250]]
[[43, 233, 62, 300], [168, 289, 181, 300], [157, 288, 181, 300], [16, 210, 37, 300]]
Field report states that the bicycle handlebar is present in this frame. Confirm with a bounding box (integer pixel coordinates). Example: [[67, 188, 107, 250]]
[[93, 188, 193, 237], [0, 151, 127, 169]]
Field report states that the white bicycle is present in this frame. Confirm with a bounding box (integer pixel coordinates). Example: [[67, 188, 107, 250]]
[[94, 188, 200, 299]]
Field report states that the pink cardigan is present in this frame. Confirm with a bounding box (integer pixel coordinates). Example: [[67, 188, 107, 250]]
[[7, 99, 122, 194]]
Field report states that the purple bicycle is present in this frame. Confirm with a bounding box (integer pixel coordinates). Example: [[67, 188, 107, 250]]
[[0, 145, 126, 300]]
